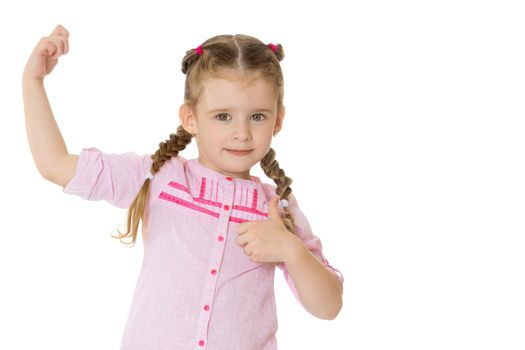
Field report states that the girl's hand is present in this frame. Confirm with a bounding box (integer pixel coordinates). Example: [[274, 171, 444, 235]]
[[23, 24, 70, 81], [235, 195, 303, 265]]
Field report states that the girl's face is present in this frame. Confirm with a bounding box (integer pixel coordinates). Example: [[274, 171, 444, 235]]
[[179, 70, 285, 180]]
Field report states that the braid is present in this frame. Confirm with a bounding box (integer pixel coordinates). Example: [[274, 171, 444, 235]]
[[111, 125, 194, 246], [150, 125, 193, 173], [260, 148, 296, 233]]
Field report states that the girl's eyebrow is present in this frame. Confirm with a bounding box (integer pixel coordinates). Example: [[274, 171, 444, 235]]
[[208, 108, 274, 113]]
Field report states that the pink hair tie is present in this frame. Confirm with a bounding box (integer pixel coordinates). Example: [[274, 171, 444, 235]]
[[195, 45, 203, 56], [267, 43, 279, 53]]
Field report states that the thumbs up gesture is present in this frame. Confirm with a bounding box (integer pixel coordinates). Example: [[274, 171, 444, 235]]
[[235, 195, 303, 265]]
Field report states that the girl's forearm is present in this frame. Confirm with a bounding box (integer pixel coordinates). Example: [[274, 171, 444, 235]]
[[283, 236, 343, 320], [22, 76, 69, 179]]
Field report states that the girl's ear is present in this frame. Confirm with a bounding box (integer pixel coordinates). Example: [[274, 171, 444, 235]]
[[179, 103, 197, 135], [274, 105, 286, 135]]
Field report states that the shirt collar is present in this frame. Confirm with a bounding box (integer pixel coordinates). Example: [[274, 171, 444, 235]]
[[187, 158, 262, 186]]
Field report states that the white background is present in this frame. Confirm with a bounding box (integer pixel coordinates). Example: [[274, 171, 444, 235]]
[[1, 0, 524, 349]]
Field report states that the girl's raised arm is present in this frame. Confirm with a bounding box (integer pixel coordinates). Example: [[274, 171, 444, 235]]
[[22, 24, 77, 187]]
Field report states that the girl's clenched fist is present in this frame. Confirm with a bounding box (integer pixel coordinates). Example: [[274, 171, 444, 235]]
[[23, 24, 70, 81]]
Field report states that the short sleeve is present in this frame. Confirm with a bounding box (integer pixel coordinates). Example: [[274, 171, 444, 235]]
[[62, 147, 153, 209], [276, 192, 345, 306]]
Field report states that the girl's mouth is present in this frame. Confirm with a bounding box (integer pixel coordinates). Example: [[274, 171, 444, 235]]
[[225, 149, 253, 156]]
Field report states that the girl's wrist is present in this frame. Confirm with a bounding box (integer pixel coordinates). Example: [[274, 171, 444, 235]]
[[282, 234, 307, 265]]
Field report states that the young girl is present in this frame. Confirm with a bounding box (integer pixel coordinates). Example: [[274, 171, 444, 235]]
[[23, 24, 344, 349]]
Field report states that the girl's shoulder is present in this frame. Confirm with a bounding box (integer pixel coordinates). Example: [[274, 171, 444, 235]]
[[260, 182, 298, 202], [152, 153, 187, 175], [260, 182, 278, 197]]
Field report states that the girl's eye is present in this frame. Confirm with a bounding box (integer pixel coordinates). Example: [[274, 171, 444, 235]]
[[215, 113, 230, 121], [214, 113, 266, 121]]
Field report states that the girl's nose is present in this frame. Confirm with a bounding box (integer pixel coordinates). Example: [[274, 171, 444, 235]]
[[233, 122, 252, 141]]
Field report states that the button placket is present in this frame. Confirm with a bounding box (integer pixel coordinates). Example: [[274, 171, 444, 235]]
[[195, 177, 234, 349]]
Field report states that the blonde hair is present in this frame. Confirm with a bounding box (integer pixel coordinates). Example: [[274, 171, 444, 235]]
[[113, 34, 295, 246]]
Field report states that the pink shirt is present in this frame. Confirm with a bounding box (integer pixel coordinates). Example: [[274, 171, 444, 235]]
[[63, 147, 344, 350]]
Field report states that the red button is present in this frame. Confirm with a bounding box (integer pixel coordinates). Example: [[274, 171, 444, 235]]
[[223, 204, 230, 211], [198, 340, 205, 346], [226, 176, 233, 181], [211, 269, 217, 275], [217, 235, 224, 242], [203, 304, 210, 311]]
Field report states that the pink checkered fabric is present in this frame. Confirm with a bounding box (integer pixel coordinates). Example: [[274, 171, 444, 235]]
[[63, 147, 344, 350]]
